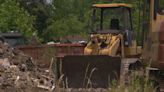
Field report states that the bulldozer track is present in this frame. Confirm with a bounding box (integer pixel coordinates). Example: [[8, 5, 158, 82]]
[[120, 58, 138, 85]]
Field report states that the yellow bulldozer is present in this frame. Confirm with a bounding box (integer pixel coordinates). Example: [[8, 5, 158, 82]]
[[55, 3, 142, 88]]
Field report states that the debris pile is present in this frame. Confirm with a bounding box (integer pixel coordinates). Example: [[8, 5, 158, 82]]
[[0, 41, 55, 91]]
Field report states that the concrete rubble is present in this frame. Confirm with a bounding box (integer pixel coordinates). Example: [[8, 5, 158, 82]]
[[0, 41, 55, 91]]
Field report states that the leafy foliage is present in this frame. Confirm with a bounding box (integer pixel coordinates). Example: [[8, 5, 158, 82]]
[[18, 0, 55, 40], [0, 0, 35, 37], [45, 16, 85, 41]]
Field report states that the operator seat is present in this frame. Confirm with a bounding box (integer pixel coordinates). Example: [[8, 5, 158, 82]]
[[110, 19, 120, 30]]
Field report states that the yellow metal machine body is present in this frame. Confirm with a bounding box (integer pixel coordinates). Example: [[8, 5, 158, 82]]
[[84, 34, 122, 56], [142, 0, 164, 69]]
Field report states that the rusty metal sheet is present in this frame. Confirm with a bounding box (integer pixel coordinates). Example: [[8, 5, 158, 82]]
[[17, 44, 85, 67], [158, 44, 164, 69], [159, 21, 164, 70], [159, 21, 164, 42]]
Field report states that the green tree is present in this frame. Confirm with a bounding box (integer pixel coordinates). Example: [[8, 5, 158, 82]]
[[0, 0, 35, 37], [18, 0, 55, 39], [45, 0, 100, 41], [45, 16, 85, 41]]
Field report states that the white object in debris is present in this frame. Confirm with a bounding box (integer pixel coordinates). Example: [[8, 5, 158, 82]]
[[14, 76, 20, 84], [0, 58, 10, 67], [78, 40, 87, 44], [47, 41, 61, 45], [50, 85, 55, 91], [37, 84, 55, 91], [45, 70, 49, 73], [47, 42, 55, 45]]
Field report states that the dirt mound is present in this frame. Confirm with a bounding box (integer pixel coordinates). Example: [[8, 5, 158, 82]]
[[0, 41, 55, 91]]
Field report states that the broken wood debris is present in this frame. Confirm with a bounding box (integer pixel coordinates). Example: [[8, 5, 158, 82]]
[[0, 41, 55, 91]]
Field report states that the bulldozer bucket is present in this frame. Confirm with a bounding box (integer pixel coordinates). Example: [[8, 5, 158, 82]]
[[56, 55, 121, 88]]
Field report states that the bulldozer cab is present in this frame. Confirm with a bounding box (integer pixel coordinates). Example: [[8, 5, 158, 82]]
[[92, 3, 133, 33]]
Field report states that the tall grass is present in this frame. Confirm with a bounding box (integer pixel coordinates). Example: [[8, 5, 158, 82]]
[[110, 70, 157, 92]]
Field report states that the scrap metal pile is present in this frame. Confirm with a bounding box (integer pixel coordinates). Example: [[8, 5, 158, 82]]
[[0, 41, 55, 91]]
